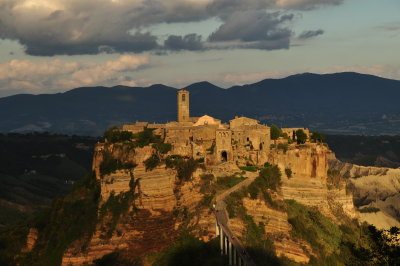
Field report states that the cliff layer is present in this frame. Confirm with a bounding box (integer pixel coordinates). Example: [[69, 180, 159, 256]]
[[330, 159, 400, 229]]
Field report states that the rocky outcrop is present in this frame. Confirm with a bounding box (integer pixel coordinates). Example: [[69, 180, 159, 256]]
[[62, 143, 219, 265], [242, 198, 311, 263], [330, 159, 400, 229], [269, 144, 329, 180], [329, 159, 388, 178], [281, 177, 356, 222], [62, 209, 177, 265], [21, 228, 38, 253]]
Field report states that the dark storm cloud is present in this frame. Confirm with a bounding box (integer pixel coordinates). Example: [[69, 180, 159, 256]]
[[0, 0, 343, 56], [298, 29, 324, 39], [21, 32, 159, 56], [208, 10, 293, 50], [277, 0, 343, 10], [164, 34, 204, 51]]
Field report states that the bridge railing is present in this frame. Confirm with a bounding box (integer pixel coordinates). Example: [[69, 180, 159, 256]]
[[215, 218, 255, 266]]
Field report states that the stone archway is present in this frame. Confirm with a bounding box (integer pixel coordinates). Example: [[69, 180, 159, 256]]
[[221, 151, 228, 162]]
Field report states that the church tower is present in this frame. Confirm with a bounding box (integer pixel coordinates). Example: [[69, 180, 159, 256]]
[[177, 89, 190, 122]]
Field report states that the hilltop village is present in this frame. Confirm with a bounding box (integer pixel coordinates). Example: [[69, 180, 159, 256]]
[[121, 89, 313, 168], [17, 88, 399, 266]]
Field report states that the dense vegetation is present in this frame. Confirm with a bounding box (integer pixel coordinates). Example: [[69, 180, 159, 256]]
[[152, 234, 228, 266], [100, 150, 137, 176], [270, 125, 282, 140], [0, 173, 101, 266], [223, 164, 287, 265], [295, 129, 307, 144], [286, 199, 400, 265], [165, 155, 203, 181]]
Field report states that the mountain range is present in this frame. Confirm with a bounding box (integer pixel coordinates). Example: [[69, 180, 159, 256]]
[[1, 72, 400, 136]]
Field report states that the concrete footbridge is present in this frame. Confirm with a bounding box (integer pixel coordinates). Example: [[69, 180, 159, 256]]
[[214, 174, 257, 266]]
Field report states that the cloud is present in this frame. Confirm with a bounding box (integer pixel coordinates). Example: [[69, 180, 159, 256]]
[[0, 54, 150, 95], [0, 0, 342, 56], [275, 0, 343, 9], [208, 10, 292, 50], [298, 29, 324, 39], [164, 34, 204, 51], [378, 22, 400, 31]]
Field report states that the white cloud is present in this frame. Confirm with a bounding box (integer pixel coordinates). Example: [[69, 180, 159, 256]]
[[0, 54, 150, 95]]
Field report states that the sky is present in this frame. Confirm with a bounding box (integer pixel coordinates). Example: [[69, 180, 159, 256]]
[[0, 0, 399, 97]]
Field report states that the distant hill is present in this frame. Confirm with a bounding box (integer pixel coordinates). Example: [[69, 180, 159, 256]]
[[0, 133, 97, 226], [1, 72, 400, 136]]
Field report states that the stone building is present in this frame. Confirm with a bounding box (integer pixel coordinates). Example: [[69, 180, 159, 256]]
[[122, 89, 310, 166]]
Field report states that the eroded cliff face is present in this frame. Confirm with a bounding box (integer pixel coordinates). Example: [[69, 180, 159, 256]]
[[61, 142, 364, 265], [269, 143, 329, 179], [281, 177, 356, 222], [62, 143, 226, 265], [242, 197, 312, 263], [330, 159, 400, 229]]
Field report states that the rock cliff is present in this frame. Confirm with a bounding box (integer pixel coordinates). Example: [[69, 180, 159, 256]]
[[330, 159, 400, 229], [62, 143, 227, 265]]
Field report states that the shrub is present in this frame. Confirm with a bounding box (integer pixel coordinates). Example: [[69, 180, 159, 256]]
[[152, 233, 226, 266], [166, 155, 200, 181], [311, 131, 325, 143], [270, 125, 282, 140], [98, 190, 138, 240], [99, 151, 137, 176], [277, 143, 289, 152], [216, 175, 246, 189], [176, 158, 199, 181], [152, 142, 172, 154], [104, 127, 133, 143], [21, 173, 100, 265], [285, 199, 342, 257], [285, 168, 292, 178], [259, 165, 281, 191], [134, 127, 162, 147], [248, 181, 260, 199], [295, 129, 307, 144], [144, 154, 161, 171], [239, 165, 259, 172], [200, 174, 214, 181]]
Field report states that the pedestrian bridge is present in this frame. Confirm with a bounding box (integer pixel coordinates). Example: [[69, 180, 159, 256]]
[[213, 172, 258, 266]]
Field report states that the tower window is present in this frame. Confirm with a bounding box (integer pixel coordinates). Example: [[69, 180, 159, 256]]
[[182, 94, 186, 101]]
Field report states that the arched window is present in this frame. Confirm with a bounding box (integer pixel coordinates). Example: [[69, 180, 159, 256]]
[[182, 94, 186, 101]]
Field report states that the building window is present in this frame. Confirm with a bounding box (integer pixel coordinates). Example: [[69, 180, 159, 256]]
[[182, 94, 186, 101]]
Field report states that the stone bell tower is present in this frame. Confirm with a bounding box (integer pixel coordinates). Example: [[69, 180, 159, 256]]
[[177, 89, 190, 122]]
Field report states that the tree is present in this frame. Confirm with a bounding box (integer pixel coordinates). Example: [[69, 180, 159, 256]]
[[270, 125, 282, 140], [295, 129, 307, 144], [310, 132, 325, 143], [104, 127, 133, 143]]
